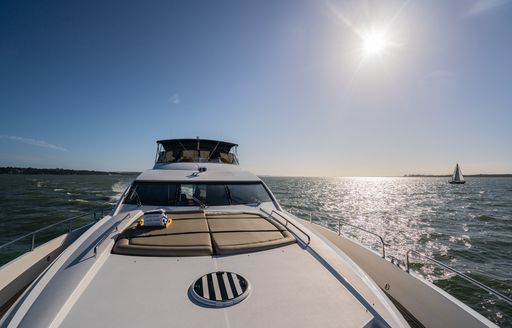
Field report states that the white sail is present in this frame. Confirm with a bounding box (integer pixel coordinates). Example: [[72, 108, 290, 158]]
[[452, 164, 464, 182], [457, 165, 464, 181]]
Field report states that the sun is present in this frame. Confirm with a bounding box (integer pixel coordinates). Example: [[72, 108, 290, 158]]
[[361, 29, 390, 57]]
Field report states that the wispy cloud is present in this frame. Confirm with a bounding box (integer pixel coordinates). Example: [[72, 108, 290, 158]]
[[0, 135, 68, 151], [467, 0, 511, 16], [168, 93, 180, 105]]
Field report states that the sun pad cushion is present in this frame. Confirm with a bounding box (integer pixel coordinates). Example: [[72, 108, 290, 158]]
[[112, 212, 296, 257], [112, 212, 212, 256], [207, 213, 295, 255]]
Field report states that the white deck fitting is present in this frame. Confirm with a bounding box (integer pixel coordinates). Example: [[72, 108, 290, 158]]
[[60, 244, 373, 328]]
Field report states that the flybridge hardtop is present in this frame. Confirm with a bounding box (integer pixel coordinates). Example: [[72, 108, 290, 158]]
[[146, 138, 255, 182], [155, 138, 239, 166]]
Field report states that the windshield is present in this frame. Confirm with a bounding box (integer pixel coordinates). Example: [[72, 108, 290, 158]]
[[124, 182, 272, 207]]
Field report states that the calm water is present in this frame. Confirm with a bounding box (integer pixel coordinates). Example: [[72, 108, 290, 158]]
[[0, 175, 511, 326]]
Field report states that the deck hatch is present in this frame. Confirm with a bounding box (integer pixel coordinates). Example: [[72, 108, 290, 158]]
[[190, 271, 250, 307]]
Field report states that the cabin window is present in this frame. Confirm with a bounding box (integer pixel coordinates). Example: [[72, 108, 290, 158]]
[[205, 184, 230, 205], [124, 182, 178, 206], [227, 184, 272, 204], [178, 184, 207, 206]]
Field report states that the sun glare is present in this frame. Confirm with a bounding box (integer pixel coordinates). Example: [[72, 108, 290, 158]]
[[361, 29, 390, 57]]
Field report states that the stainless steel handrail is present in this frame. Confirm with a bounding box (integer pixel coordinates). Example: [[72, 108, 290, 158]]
[[406, 249, 512, 306], [304, 214, 512, 308], [93, 213, 130, 257], [262, 209, 311, 245], [310, 215, 388, 258], [0, 208, 111, 252]]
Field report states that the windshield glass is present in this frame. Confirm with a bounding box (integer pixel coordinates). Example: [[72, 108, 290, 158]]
[[124, 182, 178, 206], [226, 184, 272, 205], [124, 182, 272, 206]]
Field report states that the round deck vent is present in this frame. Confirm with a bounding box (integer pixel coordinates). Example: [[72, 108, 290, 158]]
[[190, 271, 250, 307]]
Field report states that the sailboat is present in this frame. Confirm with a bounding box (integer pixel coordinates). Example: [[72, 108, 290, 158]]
[[449, 163, 466, 184]]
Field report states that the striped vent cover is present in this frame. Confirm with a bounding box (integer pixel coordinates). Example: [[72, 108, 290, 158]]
[[190, 271, 250, 307]]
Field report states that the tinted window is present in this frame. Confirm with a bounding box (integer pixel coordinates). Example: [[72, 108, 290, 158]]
[[206, 184, 230, 205], [124, 183, 177, 206], [178, 184, 206, 206], [227, 184, 272, 204]]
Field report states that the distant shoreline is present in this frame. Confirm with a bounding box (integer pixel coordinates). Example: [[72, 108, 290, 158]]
[[0, 167, 139, 175], [1, 167, 511, 177], [404, 174, 512, 178]]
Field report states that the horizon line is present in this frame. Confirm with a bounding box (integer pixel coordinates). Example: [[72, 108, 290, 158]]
[[1, 166, 512, 178]]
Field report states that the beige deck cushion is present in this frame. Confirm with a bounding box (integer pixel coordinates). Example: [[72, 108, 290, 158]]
[[130, 219, 208, 237], [113, 239, 212, 257], [207, 213, 295, 255], [208, 217, 284, 232], [211, 231, 295, 255], [112, 212, 212, 256], [113, 212, 296, 257], [130, 233, 211, 247]]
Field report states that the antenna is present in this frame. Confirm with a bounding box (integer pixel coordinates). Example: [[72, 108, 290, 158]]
[[196, 136, 200, 162]]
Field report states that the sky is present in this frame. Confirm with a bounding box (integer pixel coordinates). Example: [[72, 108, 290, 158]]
[[1, 0, 512, 176]]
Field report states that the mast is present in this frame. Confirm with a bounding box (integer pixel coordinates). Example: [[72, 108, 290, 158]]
[[196, 136, 200, 162]]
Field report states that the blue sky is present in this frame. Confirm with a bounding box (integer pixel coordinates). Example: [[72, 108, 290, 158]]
[[1, 0, 511, 176]]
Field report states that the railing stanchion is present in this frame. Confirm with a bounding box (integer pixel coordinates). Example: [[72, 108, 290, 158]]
[[309, 213, 312, 223], [406, 250, 411, 272], [31, 233, 35, 251], [327, 218, 386, 259], [68, 221, 72, 233]]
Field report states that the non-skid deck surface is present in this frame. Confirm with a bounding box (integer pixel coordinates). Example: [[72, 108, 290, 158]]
[[112, 212, 295, 256]]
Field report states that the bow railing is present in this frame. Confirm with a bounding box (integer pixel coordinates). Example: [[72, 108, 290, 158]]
[[0, 208, 111, 258]]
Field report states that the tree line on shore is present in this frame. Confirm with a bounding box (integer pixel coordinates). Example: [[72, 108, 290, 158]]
[[0, 167, 138, 175]]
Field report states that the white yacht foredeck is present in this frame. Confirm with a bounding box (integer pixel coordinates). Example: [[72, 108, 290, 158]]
[[60, 243, 377, 328]]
